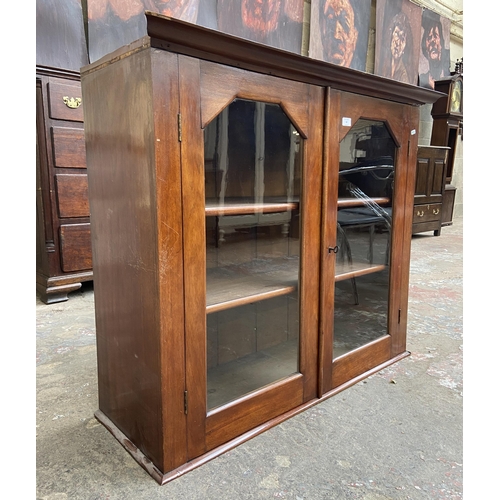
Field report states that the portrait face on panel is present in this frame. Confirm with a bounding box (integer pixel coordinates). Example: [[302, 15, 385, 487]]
[[418, 8, 451, 89], [216, 0, 304, 54], [309, 0, 371, 71], [240, 0, 282, 35], [374, 0, 421, 85]]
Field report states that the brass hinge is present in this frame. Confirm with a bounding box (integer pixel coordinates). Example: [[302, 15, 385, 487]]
[[184, 390, 188, 414], [178, 113, 182, 142]]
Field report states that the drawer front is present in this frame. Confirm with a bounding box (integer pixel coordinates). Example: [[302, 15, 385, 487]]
[[52, 126, 86, 168], [59, 223, 92, 272], [55, 174, 90, 218], [48, 81, 84, 122], [413, 203, 442, 223]]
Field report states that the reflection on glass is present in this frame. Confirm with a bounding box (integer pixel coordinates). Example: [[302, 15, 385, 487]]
[[334, 119, 396, 359], [204, 99, 303, 410]]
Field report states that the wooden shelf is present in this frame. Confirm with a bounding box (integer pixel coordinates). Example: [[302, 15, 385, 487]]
[[207, 285, 296, 314], [337, 197, 390, 209], [206, 198, 388, 215], [206, 200, 299, 217], [335, 261, 387, 281], [206, 256, 299, 314], [206, 257, 387, 313]]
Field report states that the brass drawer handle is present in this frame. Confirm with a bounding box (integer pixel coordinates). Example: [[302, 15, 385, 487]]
[[63, 96, 82, 109], [433, 208, 440, 215], [417, 210, 424, 217]]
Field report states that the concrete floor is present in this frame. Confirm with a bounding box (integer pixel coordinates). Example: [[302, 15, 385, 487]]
[[35, 217, 463, 499]]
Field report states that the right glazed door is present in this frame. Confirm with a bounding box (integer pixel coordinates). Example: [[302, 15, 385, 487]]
[[320, 89, 418, 393]]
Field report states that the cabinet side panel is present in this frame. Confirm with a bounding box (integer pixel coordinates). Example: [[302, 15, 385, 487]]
[[82, 50, 164, 469]]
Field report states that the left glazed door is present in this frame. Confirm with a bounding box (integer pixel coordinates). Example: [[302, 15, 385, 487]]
[[180, 56, 325, 458]]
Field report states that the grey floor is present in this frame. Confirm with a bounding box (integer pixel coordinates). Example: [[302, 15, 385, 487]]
[[34, 218, 464, 499]]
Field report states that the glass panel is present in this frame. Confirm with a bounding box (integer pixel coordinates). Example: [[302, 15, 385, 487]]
[[204, 99, 303, 410], [334, 119, 396, 359]]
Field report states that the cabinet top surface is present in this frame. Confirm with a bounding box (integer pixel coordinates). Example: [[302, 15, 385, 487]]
[[82, 12, 443, 108]]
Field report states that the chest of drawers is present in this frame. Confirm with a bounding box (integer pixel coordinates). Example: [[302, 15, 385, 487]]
[[36, 68, 93, 303]]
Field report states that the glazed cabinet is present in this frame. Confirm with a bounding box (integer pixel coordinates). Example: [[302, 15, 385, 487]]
[[81, 14, 440, 484]]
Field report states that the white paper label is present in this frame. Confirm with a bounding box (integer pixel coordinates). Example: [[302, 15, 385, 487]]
[[342, 117, 351, 127]]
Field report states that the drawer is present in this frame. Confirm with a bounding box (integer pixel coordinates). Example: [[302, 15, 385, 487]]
[[48, 80, 84, 122], [413, 203, 442, 223], [55, 174, 90, 218], [51, 126, 86, 168], [59, 223, 92, 272]]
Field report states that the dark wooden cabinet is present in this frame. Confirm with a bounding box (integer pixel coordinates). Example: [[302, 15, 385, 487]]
[[430, 74, 463, 226], [81, 14, 441, 484], [412, 145, 449, 236], [36, 68, 93, 303]]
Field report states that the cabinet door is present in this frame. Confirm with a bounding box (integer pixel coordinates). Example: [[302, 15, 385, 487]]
[[320, 90, 418, 393], [180, 57, 324, 458]]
